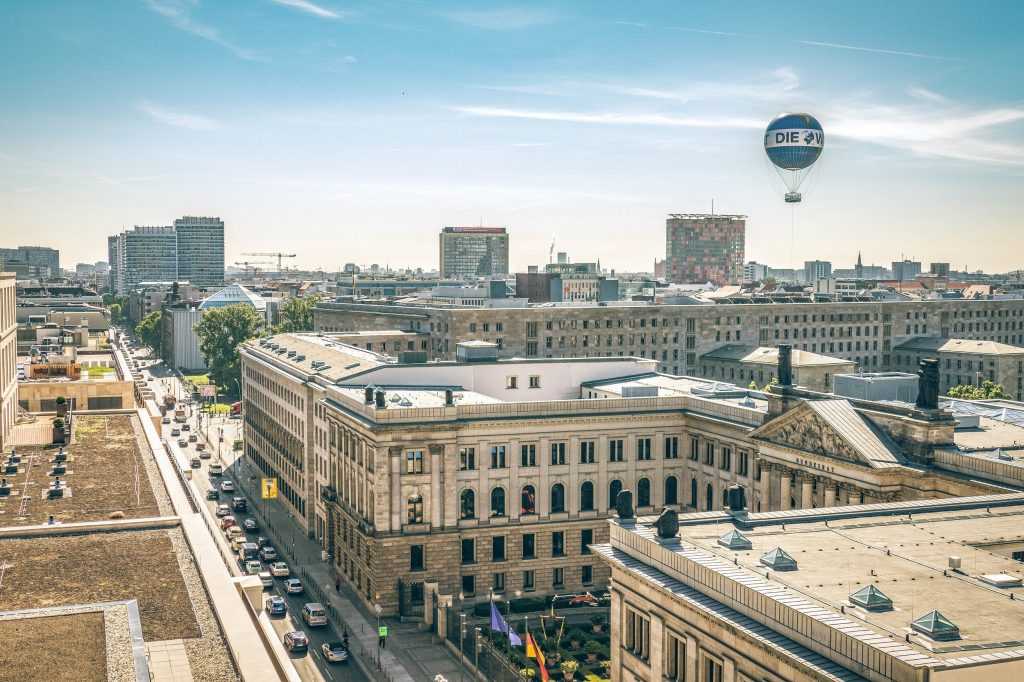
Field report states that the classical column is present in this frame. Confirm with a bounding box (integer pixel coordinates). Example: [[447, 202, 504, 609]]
[[779, 469, 791, 511], [609, 588, 623, 679], [800, 475, 813, 509], [649, 612, 664, 680], [824, 484, 836, 508], [685, 633, 698, 682], [759, 463, 772, 512]]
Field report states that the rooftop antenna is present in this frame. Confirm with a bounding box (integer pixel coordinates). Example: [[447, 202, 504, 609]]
[[711, 198, 715, 215], [549, 236, 555, 264]]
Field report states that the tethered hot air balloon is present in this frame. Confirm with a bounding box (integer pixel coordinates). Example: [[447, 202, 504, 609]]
[[764, 113, 823, 203]]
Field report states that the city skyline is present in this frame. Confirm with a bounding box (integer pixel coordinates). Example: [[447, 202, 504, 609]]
[[2, 1, 1023, 271]]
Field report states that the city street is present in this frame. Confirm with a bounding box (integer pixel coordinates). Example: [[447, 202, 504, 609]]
[[132, 344, 368, 682]]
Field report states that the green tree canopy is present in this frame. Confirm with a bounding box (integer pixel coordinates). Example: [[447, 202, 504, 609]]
[[135, 310, 163, 353], [273, 295, 322, 333], [947, 380, 1007, 400], [194, 304, 265, 397]]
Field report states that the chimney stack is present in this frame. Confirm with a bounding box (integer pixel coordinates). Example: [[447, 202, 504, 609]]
[[374, 389, 386, 408], [364, 386, 374, 404], [444, 389, 454, 406]]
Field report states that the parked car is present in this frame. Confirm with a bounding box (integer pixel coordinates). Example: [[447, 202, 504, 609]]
[[266, 596, 287, 617], [255, 536, 270, 548], [171, 428, 181, 437], [219, 514, 236, 528], [283, 631, 308, 654], [239, 542, 259, 561], [206, 488, 219, 500], [190, 457, 201, 469], [242, 518, 257, 532], [284, 578, 303, 594], [301, 603, 328, 627], [245, 560, 262, 575], [215, 505, 231, 518], [269, 561, 289, 577], [195, 442, 205, 451], [188, 433, 198, 443], [208, 463, 223, 476], [220, 480, 235, 493], [321, 641, 349, 663], [199, 450, 211, 460], [181, 423, 191, 431], [177, 438, 188, 447], [259, 546, 278, 562], [162, 417, 171, 425], [232, 497, 247, 512], [259, 571, 274, 588]]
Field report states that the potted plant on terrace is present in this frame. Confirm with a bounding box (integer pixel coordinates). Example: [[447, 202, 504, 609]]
[[559, 659, 579, 681], [518, 667, 536, 681], [584, 639, 603, 664], [590, 614, 604, 633], [52, 418, 66, 444], [55, 396, 68, 416]]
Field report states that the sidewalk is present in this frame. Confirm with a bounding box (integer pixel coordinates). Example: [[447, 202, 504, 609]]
[[230, 453, 467, 682]]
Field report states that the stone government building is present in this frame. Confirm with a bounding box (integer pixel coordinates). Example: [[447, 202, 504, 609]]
[[313, 297, 1024, 391], [240, 330, 1024, 617]]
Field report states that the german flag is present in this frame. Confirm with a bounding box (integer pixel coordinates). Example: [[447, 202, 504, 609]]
[[525, 631, 549, 681]]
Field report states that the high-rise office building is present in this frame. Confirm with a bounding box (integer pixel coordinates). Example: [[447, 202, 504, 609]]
[[0, 246, 60, 278], [742, 261, 768, 284], [438, 226, 509, 279], [803, 259, 832, 283], [892, 259, 922, 281], [665, 214, 745, 285], [174, 216, 225, 287], [0, 273, 15, 449]]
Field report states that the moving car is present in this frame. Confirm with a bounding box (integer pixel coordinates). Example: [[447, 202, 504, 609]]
[[283, 631, 308, 654], [301, 603, 327, 627], [269, 561, 289, 577], [162, 417, 171, 425], [284, 578, 303, 594], [215, 505, 231, 518], [259, 546, 277, 562], [259, 571, 274, 588], [321, 641, 349, 664], [190, 457, 201, 469], [220, 480, 234, 493], [181, 424, 191, 431], [232, 497, 247, 512], [265, 596, 287, 616], [171, 428, 181, 437], [188, 433, 198, 443], [177, 438, 188, 448], [239, 542, 259, 561], [199, 450, 211, 460], [242, 518, 257, 532], [195, 442, 205, 451], [244, 560, 262, 575], [208, 463, 223, 476]]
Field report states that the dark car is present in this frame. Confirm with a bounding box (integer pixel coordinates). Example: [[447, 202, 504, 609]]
[[283, 631, 308, 654], [265, 596, 287, 617], [232, 497, 247, 512], [181, 424, 191, 431], [256, 536, 270, 548], [206, 489, 219, 500], [243, 518, 257, 532]]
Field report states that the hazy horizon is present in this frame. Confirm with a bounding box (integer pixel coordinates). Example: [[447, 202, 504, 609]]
[[3, 1, 1022, 273]]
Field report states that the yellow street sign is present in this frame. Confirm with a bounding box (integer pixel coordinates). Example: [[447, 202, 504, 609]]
[[261, 478, 278, 500]]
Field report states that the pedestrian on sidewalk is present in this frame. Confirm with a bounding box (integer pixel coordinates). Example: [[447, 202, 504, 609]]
[[335, 579, 340, 593]]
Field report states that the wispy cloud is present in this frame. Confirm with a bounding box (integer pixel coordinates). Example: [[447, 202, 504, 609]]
[[450, 106, 763, 130], [604, 67, 799, 104], [667, 26, 742, 38], [797, 40, 953, 61], [908, 86, 948, 103], [269, 0, 347, 20], [137, 101, 221, 131], [144, 0, 265, 61], [442, 7, 558, 30]]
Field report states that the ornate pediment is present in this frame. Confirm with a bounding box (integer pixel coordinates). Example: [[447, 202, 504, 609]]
[[765, 411, 862, 463]]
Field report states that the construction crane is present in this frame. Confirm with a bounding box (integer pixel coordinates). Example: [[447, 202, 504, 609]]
[[242, 252, 296, 272], [234, 260, 273, 276]]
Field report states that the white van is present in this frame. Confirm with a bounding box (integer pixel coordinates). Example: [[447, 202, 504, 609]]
[[301, 603, 328, 627], [208, 463, 223, 476]]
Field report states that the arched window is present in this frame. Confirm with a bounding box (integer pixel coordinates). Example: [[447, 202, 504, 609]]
[[407, 494, 423, 524], [664, 476, 678, 505], [637, 478, 651, 508], [608, 479, 623, 509], [490, 487, 506, 517], [520, 485, 536, 515], [550, 483, 566, 513], [705, 483, 714, 511], [690, 478, 698, 508], [580, 481, 594, 512], [460, 489, 475, 520]]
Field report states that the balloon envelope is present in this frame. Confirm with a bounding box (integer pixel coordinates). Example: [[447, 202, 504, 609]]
[[764, 113, 823, 171]]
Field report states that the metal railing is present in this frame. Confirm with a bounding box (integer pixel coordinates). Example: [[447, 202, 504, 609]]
[[443, 606, 523, 682]]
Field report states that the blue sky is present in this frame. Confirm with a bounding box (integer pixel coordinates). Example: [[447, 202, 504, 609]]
[[2, 0, 1022, 273]]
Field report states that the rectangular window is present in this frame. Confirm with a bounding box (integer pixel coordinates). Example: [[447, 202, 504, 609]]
[[581, 564, 593, 585], [738, 451, 749, 477], [579, 440, 596, 464], [636, 438, 652, 461], [492, 536, 506, 562], [664, 436, 679, 459], [689, 437, 699, 461], [666, 634, 685, 681], [625, 607, 650, 661], [581, 528, 593, 554], [406, 450, 423, 474], [492, 572, 505, 593], [461, 538, 475, 565], [703, 657, 723, 682], [552, 531, 565, 557], [520, 444, 536, 467], [459, 447, 475, 471], [461, 574, 475, 597], [609, 439, 625, 462], [522, 533, 535, 559], [552, 567, 564, 587], [704, 442, 714, 466], [720, 447, 731, 472], [550, 442, 566, 466], [529, 375, 541, 388], [410, 545, 425, 571], [522, 569, 535, 590], [490, 445, 507, 469], [506, 375, 518, 389]]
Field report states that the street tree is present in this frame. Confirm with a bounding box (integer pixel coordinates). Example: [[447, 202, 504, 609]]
[[194, 304, 265, 397], [135, 310, 163, 353], [273, 295, 322, 333]]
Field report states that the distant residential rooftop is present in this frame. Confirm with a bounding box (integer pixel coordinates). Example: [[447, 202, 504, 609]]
[[895, 336, 1024, 355], [702, 344, 854, 367]]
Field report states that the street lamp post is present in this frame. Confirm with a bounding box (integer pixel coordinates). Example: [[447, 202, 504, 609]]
[[458, 612, 466, 682], [474, 627, 481, 672]]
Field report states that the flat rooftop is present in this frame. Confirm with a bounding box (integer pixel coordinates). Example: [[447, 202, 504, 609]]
[[609, 495, 1024, 673], [584, 372, 769, 414], [0, 612, 107, 681], [0, 414, 163, 525]]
